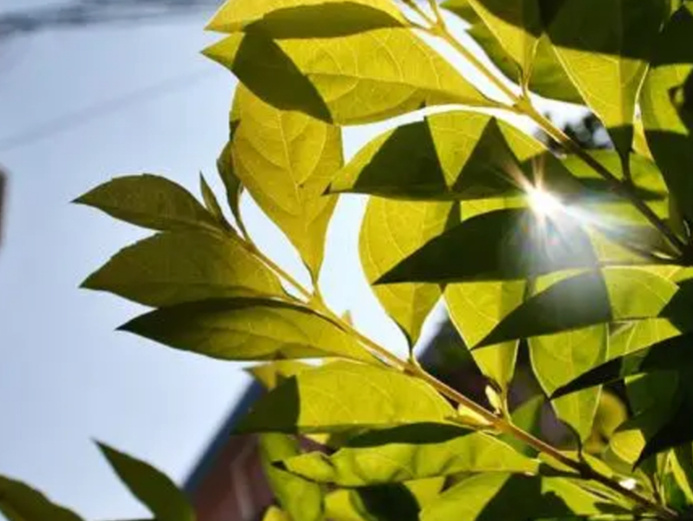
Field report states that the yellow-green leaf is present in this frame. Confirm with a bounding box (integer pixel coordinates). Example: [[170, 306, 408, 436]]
[[82, 231, 283, 307], [360, 198, 454, 346], [120, 298, 376, 363], [204, 30, 487, 125], [281, 423, 538, 486], [206, 0, 407, 36], [0, 475, 84, 521], [74, 174, 221, 233], [260, 434, 324, 521], [469, 0, 542, 77], [262, 506, 290, 521], [548, 0, 667, 157], [230, 86, 341, 278], [249, 360, 315, 390], [237, 361, 454, 433]]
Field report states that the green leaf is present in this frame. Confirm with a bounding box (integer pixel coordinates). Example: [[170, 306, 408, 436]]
[[641, 4, 693, 223], [445, 280, 524, 391], [330, 112, 584, 200], [199, 173, 230, 229], [548, 0, 667, 157], [0, 475, 84, 521], [82, 231, 283, 307], [248, 360, 314, 390], [260, 434, 323, 521], [420, 473, 610, 521], [97, 443, 194, 521], [120, 298, 376, 363], [237, 361, 454, 433], [229, 86, 341, 278], [281, 423, 538, 486], [379, 208, 598, 284], [500, 395, 545, 456], [206, 0, 407, 36], [479, 268, 680, 346], [74, 175, 220, 233], [203, 30, 487, 125], [442, 1, 581, 102], [531, 323, 608, 441], [468, 0, 542, 77], [216, 135, 245, 230], [360, 198, 455, 346], [672, 444, 693, 504], [553, 332, 693, 398]]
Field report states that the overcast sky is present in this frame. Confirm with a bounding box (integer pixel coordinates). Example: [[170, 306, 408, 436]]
[[0, 2, 580, 519]]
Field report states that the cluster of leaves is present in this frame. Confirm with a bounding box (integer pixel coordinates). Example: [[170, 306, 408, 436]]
[[4, 0, 693, 520]]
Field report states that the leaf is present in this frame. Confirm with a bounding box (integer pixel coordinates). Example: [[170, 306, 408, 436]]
[[237, 361, 454, 433], [351, 484, 420, 521], [203, 29, 487, 125], [548, 0, 667, 157], [672, 444, 693, 504], [206, 0, 407, 36], [468, 0, 542, 77], [479, 268, 680, 346], [531, 323, 608, 441], [120, 298, 376, 363], [553, 332, 693, 398], [379, 208, 598, 284], [199, 173, 230, 230], [0, 475, 84, 521], [445, 280, 524, 391], [281, 423, 538, 486], [420, 473, 610, 521], [360, 198, 454, 346], [260, 434, 323, 521], [216, 137, 245, 229], [330, 111, 583, 200], [249, 360, 314, 390], [262, 506, 290, 521], [97, 443, 194, 521], [74, 174, 220, 233], [641, 4, 693, 223], [229, 86, 341, 278], [82, 231, 283, 307], [500, 395, 545, 456]]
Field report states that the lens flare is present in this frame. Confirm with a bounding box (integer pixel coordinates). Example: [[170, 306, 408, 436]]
[[527, 186, 564, 217]]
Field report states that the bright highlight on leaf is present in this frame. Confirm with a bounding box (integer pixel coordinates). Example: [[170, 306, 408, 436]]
[[526, 186, 563, 218]]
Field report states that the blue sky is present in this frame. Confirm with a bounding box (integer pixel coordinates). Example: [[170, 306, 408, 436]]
[[0, 2, 581, 519]]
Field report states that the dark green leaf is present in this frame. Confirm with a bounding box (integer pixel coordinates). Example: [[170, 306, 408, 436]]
[[260, 434, 323, 521], [82, 231, 283, 307], [0, 475, 84, 521], [281, 423, 537, 486], [379, 208, 598, 284], [216, 135, 244, 230], [74, 175, 220, 233], [97, 443, 194, 521], [237, 361, 454, 434], [199, 173, 230, 229], [120, 298, 376, 363]]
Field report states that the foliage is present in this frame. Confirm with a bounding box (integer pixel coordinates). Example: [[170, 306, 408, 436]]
[[6, 0, 693, 520]]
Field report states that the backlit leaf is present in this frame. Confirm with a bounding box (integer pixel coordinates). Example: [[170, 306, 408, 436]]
[[0, 475, 84, 521], [199, 173, 230, 230], [230, 86, 341, 278], [237, 361, 454, 433], [249, 360, 314, 390], [262, 506, 290, 521], [548, 0, 667, 157], [206, 0, 407, 36], [75, 175, 220, 233], [82, 231, 283, 307], [203, 30, 487, 125], [360, 198, 455, 346], [216, 136, 245, 230], [120, 298, 376, 363], [379, 208, 598, 284], [97, 443, 194, 521], [281, 423, 538, 486], [260, 433, 323, 521], [421, 473, 610, 521], [641, 4, 693, 223]]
